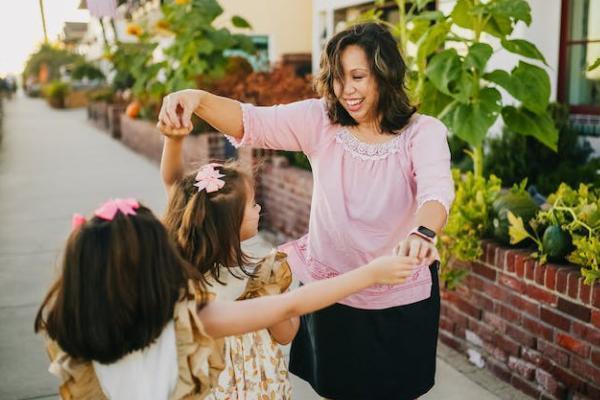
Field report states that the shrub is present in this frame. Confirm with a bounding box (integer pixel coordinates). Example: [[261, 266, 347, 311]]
[[485, 103, 600, 195], [42, 81, 71, 108]]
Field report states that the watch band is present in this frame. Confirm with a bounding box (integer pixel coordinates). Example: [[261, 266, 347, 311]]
[[409, 226, 437, 243]]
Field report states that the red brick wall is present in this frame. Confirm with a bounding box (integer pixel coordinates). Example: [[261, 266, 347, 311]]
[[119, 117, 226, 168], [440, 242, 600, 400], [259, 159, 312, 243]]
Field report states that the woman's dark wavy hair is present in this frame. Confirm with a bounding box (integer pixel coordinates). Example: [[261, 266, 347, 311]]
[[316, 22, 416, 133], [163, 161, 254, 285], [34, 205, 205, 364]]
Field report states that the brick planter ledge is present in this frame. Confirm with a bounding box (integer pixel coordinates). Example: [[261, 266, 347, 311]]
[[440, 242, 600, 400]]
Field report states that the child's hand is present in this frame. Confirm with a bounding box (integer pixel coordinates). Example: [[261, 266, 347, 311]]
[[366, 255, 420, 285], [393, 237, 438, 267], [157, 121, 192, 139]]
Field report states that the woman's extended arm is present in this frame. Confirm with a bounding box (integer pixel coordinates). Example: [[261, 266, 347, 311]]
[[199, 255, 419, 339], [158, 89, 244, 138]]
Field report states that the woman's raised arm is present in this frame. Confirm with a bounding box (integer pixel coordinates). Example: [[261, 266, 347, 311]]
[[158, 89, 244, 139]]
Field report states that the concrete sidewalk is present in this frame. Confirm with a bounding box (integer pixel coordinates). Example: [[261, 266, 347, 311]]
[[0, 96, 521, 399]]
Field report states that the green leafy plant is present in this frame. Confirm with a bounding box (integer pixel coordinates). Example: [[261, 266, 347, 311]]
[[360, 0, 557, 177], [42, 80, 71, 108], [438, 169, 502, 288], [160, 0, 255, 92], [106, 43, 139, 91], [491, 179, 539, 245], [508, 183, 600, 284], [70, 61, 105, 82], [87, 86, 115, 102], [485, 103, 600, 195], [23, 44, 84, 83]]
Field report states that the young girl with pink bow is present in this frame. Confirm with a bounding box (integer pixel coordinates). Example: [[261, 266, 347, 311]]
[[160, 126, 300, 398]]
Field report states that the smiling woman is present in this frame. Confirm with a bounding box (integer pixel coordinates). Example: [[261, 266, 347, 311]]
[[157, 22, 454, 400]]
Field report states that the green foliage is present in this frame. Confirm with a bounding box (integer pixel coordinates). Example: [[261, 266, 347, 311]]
[[358, 0, 557, 176], [107, 43, 138, 90], [160, 0, 255, 92], [42, 80, 71, 108], [438, 169, 502, 287], [87, 86, 115, 102], [23, 44, 83, 82], [491, 180, 539, 245], [70, 61, 105, 81], [485, 103, 600, 195], [42, 80, 71, 100], [104, 0, 255, 119], [508, 183, 600, 284], [283, 152, 312, 171]]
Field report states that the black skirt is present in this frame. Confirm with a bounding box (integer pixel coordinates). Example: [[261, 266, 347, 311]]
[[289, 262, 440, 400]]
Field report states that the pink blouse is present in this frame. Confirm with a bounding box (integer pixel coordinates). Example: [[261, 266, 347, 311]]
[[228, 98, 454, 309]]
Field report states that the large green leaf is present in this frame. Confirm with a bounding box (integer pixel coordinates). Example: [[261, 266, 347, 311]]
[[465, 43, 493, 73], [195, 38, 215, 54], [511, 61, 550, 113], [420, 78, 454, 116], [231, 15, 252, 29], [484, 69, 512, 91], [416, 22, 451, 68], [443, 87, 502, 148], [426, 49, 475, 103], [501, 39, 547, 65], [483, 13, 513, 38], [426, 49, 462, 95], [412, 10, 445, 22], [485, 62, 550, 114], [501, 106, 558, 151], [451, 0, 476, 30], [194, 0, 224, 22], [488, 0, 532, 26], [408, 19, 431, 43]]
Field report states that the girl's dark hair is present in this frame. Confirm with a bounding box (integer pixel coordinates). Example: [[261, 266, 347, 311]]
[[315, 22, 416, 133], [34, 205, 204, 364], [163, 162, 254, 284]]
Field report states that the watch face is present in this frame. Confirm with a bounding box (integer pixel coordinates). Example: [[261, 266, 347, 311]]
[[418, 226, 436, 239]]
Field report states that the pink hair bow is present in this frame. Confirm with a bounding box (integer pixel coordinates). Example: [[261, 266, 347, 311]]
[[71, 213, 87, 230], [94, 198, 140, 221], [194, 164, 225, 193]]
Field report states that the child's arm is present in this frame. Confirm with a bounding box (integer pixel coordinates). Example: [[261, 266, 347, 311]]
[[160, 135, 186, 194], [198, 255, 419, 339], [268, 317, 300, 345]]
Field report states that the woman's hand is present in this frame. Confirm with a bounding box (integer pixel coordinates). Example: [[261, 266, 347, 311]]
[[157, 122, 192, 139], [366, 255, 420, 285], [393, 235, 438, 266], [157, 89, 205, 130]]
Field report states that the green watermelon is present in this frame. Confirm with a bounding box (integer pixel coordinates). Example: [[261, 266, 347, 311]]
[[542, 225, 573, 262], [492, 191, 539, 245]]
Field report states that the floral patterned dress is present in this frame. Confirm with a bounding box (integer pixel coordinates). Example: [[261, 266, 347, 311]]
[[207, 250, 293, 400]]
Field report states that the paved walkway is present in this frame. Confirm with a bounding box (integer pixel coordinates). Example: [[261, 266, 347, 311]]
[[0, 96, 519, 399]]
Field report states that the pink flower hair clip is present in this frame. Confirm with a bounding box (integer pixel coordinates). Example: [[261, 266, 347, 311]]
[[71, 198, 140, 231], [194, 163, 225, 193]]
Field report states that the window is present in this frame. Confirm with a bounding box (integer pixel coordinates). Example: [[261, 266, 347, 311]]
[[559, 0, 600, 114], [224, 35, 270, 72]]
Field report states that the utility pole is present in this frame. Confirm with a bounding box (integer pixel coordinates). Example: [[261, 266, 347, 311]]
[[39, 0, 48, 43]]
